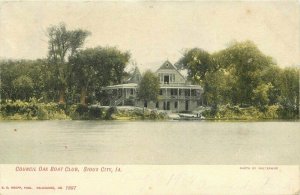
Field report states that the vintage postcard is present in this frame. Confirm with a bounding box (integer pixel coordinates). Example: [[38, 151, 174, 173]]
[[0, 1, 299, 194]]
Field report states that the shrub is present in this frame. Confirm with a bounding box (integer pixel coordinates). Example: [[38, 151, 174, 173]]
[[68, 104, 105, 120], [0, 99, 69, 120], [202, 104, 282, 120], [105, 106, 118, 120]]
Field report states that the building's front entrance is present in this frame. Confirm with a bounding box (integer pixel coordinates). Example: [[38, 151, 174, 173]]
[[163, 101, 170, 110]]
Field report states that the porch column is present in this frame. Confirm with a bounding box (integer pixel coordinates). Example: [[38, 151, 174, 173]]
[[122, 88, 125, 105], [165, 87, 167, 110], [177, 88, 179, 112]]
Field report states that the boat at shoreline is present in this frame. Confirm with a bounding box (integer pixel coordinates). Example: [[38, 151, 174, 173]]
[[173, 113, 205, 120]]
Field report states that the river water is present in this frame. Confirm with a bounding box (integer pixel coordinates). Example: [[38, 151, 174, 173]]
[[0, 120, 299, 164]]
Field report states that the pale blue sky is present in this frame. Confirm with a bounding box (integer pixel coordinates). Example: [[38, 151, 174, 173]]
[[0, 1, 299, 72]]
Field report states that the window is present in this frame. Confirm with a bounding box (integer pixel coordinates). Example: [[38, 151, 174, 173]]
[[185, 89, 190, 96], [156, 102, 159, 108], [171, 89, 178, 96], [164, 75, 169, 84], [191, 89, 196, 96], [159, 89, 163, 95], [169, 74, 175, 83], [197, 100, 202, 106], [174, 101, 178, 109], [158, 73, 164, 83], [130, 89, 134, 95]]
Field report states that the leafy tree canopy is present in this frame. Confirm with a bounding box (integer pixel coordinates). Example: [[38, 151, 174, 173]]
[[47, 22, 91, 104], [137, 70, 160, 102], [69, 46, 130, 104], [176, 48, 211, 84]]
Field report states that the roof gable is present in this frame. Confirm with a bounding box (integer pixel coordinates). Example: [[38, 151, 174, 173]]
[[156, 60, 185, 80], [157, 60, 176, 70], [126, 67, 142, 83]]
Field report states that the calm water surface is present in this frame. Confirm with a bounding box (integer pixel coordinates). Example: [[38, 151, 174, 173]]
[[0, 120, 299, 164]]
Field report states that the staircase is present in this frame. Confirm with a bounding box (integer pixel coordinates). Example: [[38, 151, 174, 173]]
[[112, 96, 127, 106]]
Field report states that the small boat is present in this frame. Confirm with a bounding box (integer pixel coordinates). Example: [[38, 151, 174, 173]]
[[175, 113, 205, 120]]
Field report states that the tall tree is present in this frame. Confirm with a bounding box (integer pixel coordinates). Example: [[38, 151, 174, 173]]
[[137, 70, 160, 107], [69, 46, 130, 105], [176, 48, 211, 84], [260, 65, 283, 104], [12, 75, 34, 101], [47, 22, 90, 104], [203, 68, 236, 106], [214, 40, 275, 106], [176, 41, 278, 107], [251, 83, 273, 107], [0, 59, 49, 101], [279, 67, 299, 118]]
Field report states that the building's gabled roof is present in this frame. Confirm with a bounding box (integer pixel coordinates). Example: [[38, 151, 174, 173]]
[[157, 60, 175, 70], [126, 66, 142, 83], [156, 60, 186, 80]]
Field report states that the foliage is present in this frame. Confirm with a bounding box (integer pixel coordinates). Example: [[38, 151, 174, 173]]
[[176, 48, 211, 83], [12, 75, 34, 101], [0, 59, 50, 101], [252, 83, 273, 107], [47, 22, 90, 103], [0, 24, 130, 106], [202, 105, 281, 120], [69, 47, 130, 104], [105, 106, 118, 120], [219, 41, 275, 106], [1, 33, 299, 120], [148, 110, 167, 120], [177, 40, 299, 119], [137, 70, 160, 103], [203, 68, 235, 105], [0, 99, 69, 120], [109, 107, 168, 120], [0, 100, 167, 120], [68, 104, 105, 120]]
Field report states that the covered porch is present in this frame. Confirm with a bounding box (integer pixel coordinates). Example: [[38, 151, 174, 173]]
[[102, 83, 138, 106]]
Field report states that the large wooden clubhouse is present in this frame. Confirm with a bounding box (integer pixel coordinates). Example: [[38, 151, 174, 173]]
[[102, 61, 203, 112]]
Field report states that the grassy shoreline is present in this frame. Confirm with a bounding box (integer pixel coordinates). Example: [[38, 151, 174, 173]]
[[0, 100, 298, 121], [0, 100, 168, 121]]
